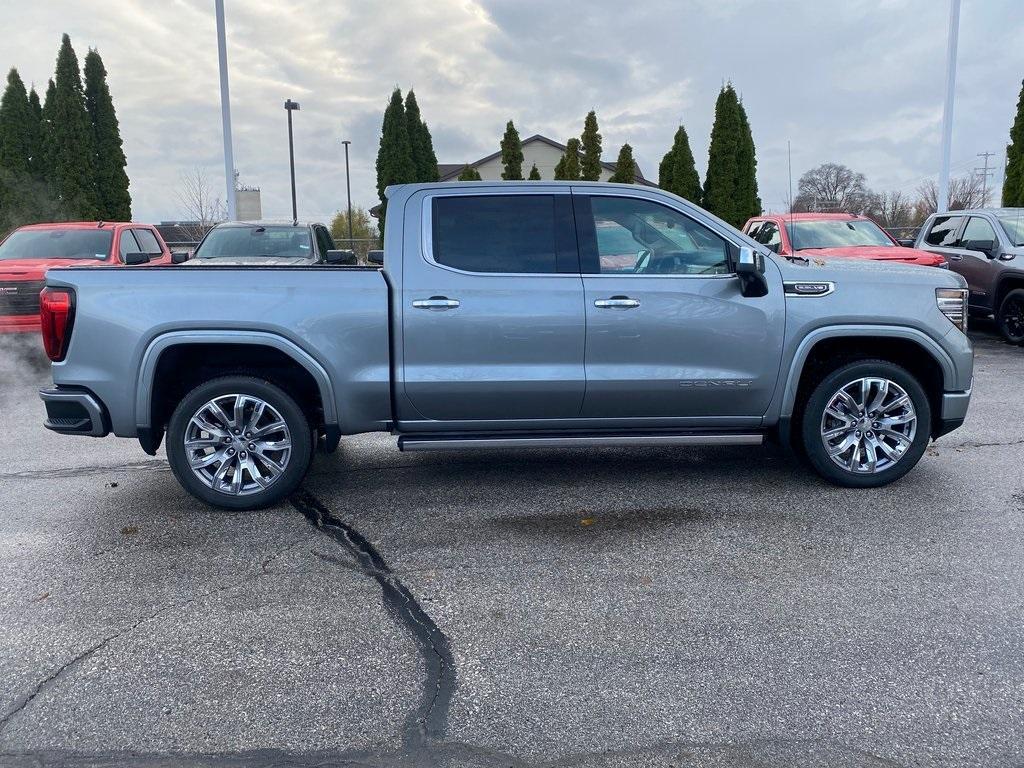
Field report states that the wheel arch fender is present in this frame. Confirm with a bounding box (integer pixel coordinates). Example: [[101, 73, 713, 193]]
[[780, 325, 958, 419], [135, 330, 339, 431]]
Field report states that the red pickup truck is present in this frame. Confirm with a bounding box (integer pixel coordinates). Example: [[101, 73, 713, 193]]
[[742, 213, 946, 268], [0, 221, 177, 333]]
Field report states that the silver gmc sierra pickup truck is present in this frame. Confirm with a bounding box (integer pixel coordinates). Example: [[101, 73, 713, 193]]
[[39, 182, 974, 509]]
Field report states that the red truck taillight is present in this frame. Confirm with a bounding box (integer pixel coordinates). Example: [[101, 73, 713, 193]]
[[39, 287, 75, 361]]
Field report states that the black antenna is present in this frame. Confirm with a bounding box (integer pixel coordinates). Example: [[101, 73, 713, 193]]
[[787, 140, 795, 250]]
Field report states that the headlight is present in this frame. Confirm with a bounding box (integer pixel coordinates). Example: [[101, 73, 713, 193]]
[[936, 288, 968, 332]]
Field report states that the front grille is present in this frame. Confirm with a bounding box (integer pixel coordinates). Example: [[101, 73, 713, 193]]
[[0, 280, 45, 316]]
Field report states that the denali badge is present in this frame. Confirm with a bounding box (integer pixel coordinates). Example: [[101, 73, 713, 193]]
[[0, 286, 17, 294], [679, 380, 752, 388]]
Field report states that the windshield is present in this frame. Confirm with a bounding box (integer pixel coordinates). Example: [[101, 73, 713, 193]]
[[786, 219, 894, 250], [196, 226, 313, 259], [996, 211, 1024, 246], [0, 228, 113, 260]]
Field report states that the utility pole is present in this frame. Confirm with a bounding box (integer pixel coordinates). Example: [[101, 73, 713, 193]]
[[937, 0, 961, 213], [215, 0, 237, 220], [284, 99, 300, 224], [342, 140, 353, 248], [975, 151, 995, 206]]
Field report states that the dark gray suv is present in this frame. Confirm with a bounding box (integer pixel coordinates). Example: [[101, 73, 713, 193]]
[[915, 208, 1024, 344]]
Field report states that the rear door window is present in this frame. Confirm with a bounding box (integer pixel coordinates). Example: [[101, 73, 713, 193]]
[[924, 216, 963, 247], [756, 221, 782, 252], [314, 226, 335, 258], [431, 195, 566, 274]]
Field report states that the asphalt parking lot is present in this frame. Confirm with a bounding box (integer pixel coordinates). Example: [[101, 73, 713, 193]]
[[0, 328, 1022, 768]]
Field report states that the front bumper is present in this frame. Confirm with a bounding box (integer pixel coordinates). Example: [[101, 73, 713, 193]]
[[39, 387, 110, 437], [936, 388, 971, 438]]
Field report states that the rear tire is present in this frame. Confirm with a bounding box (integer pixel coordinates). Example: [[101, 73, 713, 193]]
[[997, 288, 1024, 345], [801, 360, 931, 488], [167, 376, 312, 510]]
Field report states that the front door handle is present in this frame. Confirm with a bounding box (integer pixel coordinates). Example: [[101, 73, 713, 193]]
[[412, 296, 460, 310], [947, 253, 963, 261], [594, 296, 640, 309]]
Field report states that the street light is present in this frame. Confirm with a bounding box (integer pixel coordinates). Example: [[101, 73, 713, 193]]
[[284, 99, 300, 224], [341, 140, 353, 249], [937, 0, 961, 213], [215, 0, 237, 220]]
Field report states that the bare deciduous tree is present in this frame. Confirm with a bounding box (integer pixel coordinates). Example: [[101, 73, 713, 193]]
[[792, 162, 874, 214], [868, 190, 915, 229], [913, 174, 990, 222], [175, 168, 227, 243]]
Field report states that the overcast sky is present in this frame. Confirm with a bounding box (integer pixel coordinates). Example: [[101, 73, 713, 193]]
[[6, 0, 1024, 224]]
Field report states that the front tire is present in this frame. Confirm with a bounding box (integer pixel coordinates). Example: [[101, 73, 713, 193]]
[[997, 288, 1024, 345], [801, 360, 931, 488], [167, 376, 313, 510]]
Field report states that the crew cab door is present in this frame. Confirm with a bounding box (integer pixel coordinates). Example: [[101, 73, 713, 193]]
[[574, 192, 785, 421], [401, 189, 585, 422]]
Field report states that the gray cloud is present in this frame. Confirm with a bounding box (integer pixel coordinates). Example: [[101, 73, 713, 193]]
[[5, 0, 1023, 222]]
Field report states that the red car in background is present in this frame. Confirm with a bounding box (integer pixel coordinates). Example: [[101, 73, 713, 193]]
[[742, 212, 946, 267], [0, 221, 177, 333]]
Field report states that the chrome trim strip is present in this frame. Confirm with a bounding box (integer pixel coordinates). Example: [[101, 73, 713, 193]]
[[399, 433, 764, 451]]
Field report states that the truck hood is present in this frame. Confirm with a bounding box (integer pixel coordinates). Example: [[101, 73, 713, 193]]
[[795, 245, 945, 266], [0, 258, 108, 280], [773, 252, 966, 288], [190, 256, 319, 267]]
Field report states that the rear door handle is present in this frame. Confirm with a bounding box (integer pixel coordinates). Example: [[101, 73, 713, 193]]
[[412, 296, 460, 310], [947, 253, 963, 261], [594, 296, 640, 309]]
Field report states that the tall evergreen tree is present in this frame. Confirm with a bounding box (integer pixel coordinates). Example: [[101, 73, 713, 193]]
[[658, 124, 701, 203], [499, 120, 523, 180], [703, 84, 743, 226], [559, 137, 582, 180], [0, 68, 33, 176], [580, 110, 602, 181], [553, 154, 567, 180], [27, 86, 43, 179], [1003, 79, 1024, 206], [608, 144, 636, 183], [42, 34, 99, 219], [457, 164, 481, 181], [84, 49, 131, 220], [0, 68, 34, 224], [375, 87, 414, 234], [736, 98, 761, 220], [404, 90, 439, 182], [528, 163, 541, 180]]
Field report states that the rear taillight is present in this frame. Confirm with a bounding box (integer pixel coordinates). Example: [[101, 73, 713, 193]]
[[39, 287, 75, 361]]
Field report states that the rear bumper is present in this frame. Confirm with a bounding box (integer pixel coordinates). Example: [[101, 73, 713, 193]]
[[39, 387, 110, 437]]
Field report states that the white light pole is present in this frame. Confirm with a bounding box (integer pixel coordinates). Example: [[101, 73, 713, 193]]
[[937, 0, 961, 213], [215, 0, 237, 220]]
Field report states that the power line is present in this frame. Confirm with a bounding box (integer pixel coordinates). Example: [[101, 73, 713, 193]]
[[975, 151, 995, 205]]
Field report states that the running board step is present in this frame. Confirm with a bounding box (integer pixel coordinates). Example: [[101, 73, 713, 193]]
[[398, 433, 763, 452]]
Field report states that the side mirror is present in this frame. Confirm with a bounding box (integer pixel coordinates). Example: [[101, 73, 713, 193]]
[[170, 251, 189, 264], [367, 249, 384, 265], [735, 246, 768, 298], [964, 239, 995, 257], [898, 238, 916, 248], [123, 252, 150, 265], [325, 249, 357, 265]]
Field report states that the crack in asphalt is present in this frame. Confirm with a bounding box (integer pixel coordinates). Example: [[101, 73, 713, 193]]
[[0, 581, 247, 734], [289, 489, 455, 754]]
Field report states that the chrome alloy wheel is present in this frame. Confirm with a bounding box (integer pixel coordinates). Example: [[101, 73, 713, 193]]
[[819, 377, 917, 474], [184, 394, 292, 496]]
